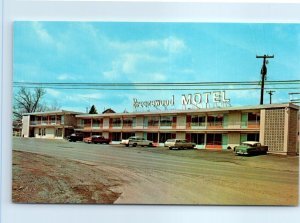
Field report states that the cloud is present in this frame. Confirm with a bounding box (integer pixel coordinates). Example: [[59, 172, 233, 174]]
[[108, 36, 186, 55], [46, 89, 61, 97], [152, 73, 167, 81], [163, 36, 186, 53], [32, 22, 53, 44], [57, 73, 77, 81]]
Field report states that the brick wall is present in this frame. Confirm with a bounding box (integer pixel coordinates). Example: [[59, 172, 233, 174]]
[[288, 108, 299, 154]]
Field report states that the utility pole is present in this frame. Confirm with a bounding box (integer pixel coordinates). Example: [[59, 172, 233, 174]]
[[256, 54, 274, 105], [266, 90, 275, 104]]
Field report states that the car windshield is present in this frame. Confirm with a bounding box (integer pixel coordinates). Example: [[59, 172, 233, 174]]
[[242, 143, 254, 147]]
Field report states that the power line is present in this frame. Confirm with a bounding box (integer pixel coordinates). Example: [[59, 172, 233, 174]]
[[11, 86, 300, 91], [13, 79, 300, 87]]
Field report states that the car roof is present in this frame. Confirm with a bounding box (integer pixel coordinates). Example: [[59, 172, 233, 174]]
[[242, 141, 260, 145]]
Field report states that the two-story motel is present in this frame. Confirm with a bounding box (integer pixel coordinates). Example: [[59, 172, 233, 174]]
[[21, 103, 299, 155]]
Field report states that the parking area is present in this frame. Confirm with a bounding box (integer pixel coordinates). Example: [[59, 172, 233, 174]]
[[12, 137, 299, 205]]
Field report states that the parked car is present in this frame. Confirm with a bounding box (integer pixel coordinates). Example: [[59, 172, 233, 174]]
[[83, 135, 110, 144], [68, 133, 84, 142], [234, 141, 268, 155], [164, 139, 176, 147], [121, 136, 154, 147], [166, 139, 196, 150]]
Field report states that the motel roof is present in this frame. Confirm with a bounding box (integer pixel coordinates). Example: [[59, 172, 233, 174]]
[[75, 103, 299, 118], [23, 110, 84, 116]]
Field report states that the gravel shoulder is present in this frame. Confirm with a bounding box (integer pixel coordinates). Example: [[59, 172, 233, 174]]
[[13, 150, 123, 203]]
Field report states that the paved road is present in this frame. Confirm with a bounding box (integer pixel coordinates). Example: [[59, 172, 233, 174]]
[[13, 137, 299, 205]]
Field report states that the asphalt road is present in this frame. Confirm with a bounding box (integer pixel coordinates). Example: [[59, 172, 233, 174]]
[[13, 137, 299, 205]]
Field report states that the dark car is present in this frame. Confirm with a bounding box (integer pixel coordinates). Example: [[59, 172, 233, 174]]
[[68, 133, 84, 142], [234, 141, 268, 155], [83, 135, 110, 144]]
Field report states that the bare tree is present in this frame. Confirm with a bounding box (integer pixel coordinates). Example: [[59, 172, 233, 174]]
[[13, 87, 46, 120]]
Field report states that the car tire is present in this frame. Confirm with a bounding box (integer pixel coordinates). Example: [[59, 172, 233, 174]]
[[132, 143, 137, 147], [148, 143, 153, 147], [125, 144, 129, 147]]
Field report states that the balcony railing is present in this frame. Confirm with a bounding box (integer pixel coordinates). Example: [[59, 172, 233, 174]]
[[30, 121, 62, 125], [123, 123, 133, 128]]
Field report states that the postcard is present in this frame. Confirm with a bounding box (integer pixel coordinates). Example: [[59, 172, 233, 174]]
[[12, 21, 299, 205]]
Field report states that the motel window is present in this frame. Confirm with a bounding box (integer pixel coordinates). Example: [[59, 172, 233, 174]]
[[207, 114, 223, 126], [248, 113, 260, 123], [84, 119, 91, 126], [148, 116, 159, 127], [160, 116, 172, 127], [191, 115, 206, 127], [112, 118, 121, 127], [42, 116, 47, 124], [159, 133, 175, 143], [55, 128, 63, 137], [111, 132, 121, 141], [56, 116, 62, 124], [50, 115, 56, 124], [206, 134, 222, 145], [123, 118, 133, 127], [122, 132, 135, 139], [247, 133, 259, 141], [147, 133, 158, 143], [191, 133, 205, 145], [92, 119, 102, 127]]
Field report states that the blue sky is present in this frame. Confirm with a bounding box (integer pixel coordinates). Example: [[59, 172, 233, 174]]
[[13, 22, 300, 113]]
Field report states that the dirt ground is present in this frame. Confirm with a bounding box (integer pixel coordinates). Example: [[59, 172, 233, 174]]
[[13, 151, 123, 204]]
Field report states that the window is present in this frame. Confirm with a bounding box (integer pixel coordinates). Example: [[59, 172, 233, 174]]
[[248, 112, 260, 127], [148, 116, 159, 127], [122, 132, 135, 139], [38, 128, 41, 135], [50, 115, 56, 124], [191, 133, 205, 145], [147, 133, 158, 142], [248, 112, 260, 122], [42, 116, 47, 124], [159, 133, 175, 143], [55, 128, 63, 137], [123, 118, 133, 127], [84, 119, 91, 127], [160, 116, 172, 127], [207, 114, 223, 127], [191, 115, 206, 127], [247, 133, 259, 141], [56, 115, 62, 124], [92, 119, 102, 128], [112, 118, 121, 127], [206, 134, 222, 145], [111, 132, 121, 141]]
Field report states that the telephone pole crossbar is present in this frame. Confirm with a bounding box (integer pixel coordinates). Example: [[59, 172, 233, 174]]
[[266, 90, 275, 104]]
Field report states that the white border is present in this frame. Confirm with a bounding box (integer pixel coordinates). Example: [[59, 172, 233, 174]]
[[1, 1, 300, 223]]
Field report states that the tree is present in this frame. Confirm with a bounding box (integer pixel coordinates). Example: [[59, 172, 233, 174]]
[[13, 87, 46, 120], [89, 105, 98, 114]]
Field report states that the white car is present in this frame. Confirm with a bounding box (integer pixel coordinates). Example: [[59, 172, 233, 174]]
[[164, 139, 196, 150], [121, 136, 154, 147], [164, 139, 176, 147]]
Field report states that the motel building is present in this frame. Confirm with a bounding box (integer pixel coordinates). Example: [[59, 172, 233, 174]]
[[21, 110, 82, 139], [21, 103, 299, 155]]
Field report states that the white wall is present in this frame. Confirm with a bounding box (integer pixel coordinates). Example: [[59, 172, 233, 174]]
[[21, 116, 30, 137], [176, 115, 186, 129]]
